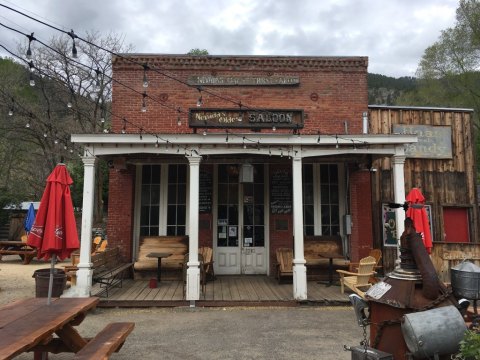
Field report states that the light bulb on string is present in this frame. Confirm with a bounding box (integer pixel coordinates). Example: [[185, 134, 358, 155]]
[[272, 125, 276, 132], [68, 30, 78, 58], [121, 118, 127, 134], [155, 137, 159, 148], [94, 69, 102, 92], [177, 108, 182, 126], [142, 64, 149, 88], [43, 131, 48, 138], [8, 98, 14, 116], [202, 129, 207, 136], [67, 87, 74, 108], [165, 141, 169, 152], [29, 73, 35, 87], [69, 148, 74, 154], [335, 135, 339, 149], [196, 87, 203, 107], [139, 129, 143, 140], [141, 92, 147, 112], [26, 33, 35, 59], [317, 131, 321, 143]]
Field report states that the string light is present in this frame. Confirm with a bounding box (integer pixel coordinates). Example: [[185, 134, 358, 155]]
[[196, 87, 203, 107], [202, 129, 207, 136], [242, 136, 246, 149], [139, 128, 143, 140], [352, 139, 357, 150], [100, 104, 106, 123], [94, 68, 102, 92], [8, 98, 14, 116], [25, 113, 32, 128], [317, 131, 321, 143], [68, 30, 77, 58], [142, 64, 149, 88], [177, 107, 181, 126], [335, 135, 339, 149], [155, 136, 159, 148], [26, 32, 35, 59], [141, 92, 147, 112], [67, 87, 73, 108], [225, 131, 229, 143], [121, 118, 127, 134], [272, 125, 276, 132]]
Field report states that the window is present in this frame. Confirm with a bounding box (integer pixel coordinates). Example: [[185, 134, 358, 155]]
[[217, 164, 239, 247], [302, 164, 340, 236], [243, 164, 265, 247], [167, 164, 187, 236], [139, 164, 187, 236], [140, 165, 160, 236]]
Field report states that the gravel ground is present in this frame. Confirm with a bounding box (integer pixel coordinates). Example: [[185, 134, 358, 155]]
[[1, 255, 365, 360]]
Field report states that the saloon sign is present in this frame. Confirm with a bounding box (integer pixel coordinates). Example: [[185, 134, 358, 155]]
[[189, 109, 304, 129]]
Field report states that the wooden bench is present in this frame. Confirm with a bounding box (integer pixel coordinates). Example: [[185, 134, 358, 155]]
[[134, 236, 188, 280], [66, 247, 133, 297], [0, 241, 36, 264], [93, 247, 134, 297], [73, 322, 135, 360], [304, 235, 349, 280]]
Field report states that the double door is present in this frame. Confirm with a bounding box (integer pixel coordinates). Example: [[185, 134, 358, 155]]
[[214, 164, 267, 275]]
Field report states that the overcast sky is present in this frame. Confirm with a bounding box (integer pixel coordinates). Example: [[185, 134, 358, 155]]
[[0, 0, 459, 77]]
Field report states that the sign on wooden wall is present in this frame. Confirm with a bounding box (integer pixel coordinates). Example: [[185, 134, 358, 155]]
[[382, 203, 433, 247], [392, 125, 452, 159]]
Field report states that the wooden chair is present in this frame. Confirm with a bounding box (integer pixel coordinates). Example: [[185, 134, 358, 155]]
[[198, 246, 215, 281], [276, 248, 293, 283], [348, 249, 382, 283], [336, 255, 377, 298]]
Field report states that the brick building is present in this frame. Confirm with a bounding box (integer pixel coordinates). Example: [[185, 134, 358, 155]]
[[70, 55, 425, 300]]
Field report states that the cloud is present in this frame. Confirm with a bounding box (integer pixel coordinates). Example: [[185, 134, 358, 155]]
[[0, 0, 458, 77]]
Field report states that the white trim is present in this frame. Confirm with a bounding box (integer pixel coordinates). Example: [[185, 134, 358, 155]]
[[132, 165, 142, 260], [159, 165, 168, 236]]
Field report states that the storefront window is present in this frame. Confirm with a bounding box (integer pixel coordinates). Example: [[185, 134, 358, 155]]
[[166, 164, 187, 236], [140, 164, 186, 236], [140, 165, 160, 236], [217, 164, 239, 247], [302, 164, 340, 236]]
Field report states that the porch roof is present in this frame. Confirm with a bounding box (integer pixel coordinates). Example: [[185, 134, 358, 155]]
[[71, 133, 417, 158]]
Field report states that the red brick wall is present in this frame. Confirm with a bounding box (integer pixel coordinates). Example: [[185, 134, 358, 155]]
[[349, 169, 373, 262], [111, 56, 368, 136], [106, 165, 135, 260]]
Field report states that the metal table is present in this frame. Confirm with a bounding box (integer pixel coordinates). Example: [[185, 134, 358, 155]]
[[146, 252, 172, 282]]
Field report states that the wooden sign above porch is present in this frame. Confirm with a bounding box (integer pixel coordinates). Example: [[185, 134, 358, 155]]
[[189, 108, 304, 129]]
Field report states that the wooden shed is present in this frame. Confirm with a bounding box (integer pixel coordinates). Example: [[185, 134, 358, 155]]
[[368, 105, 479, 278]]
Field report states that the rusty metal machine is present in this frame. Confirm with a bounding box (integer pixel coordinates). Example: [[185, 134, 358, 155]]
[[358, 218, 466, 359]]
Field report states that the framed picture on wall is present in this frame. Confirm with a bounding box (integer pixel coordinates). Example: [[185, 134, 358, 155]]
[[382, 203, 434, 247]]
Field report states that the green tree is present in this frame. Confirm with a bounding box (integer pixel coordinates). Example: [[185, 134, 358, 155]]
[[187, 48, 209, 55]]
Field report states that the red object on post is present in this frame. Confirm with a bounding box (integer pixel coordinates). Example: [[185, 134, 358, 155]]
[[406, 188, 432, 254], [149, 278, 157, 288]]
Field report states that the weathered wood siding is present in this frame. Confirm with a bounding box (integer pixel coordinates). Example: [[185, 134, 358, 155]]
[[369, 106, 478, 272], [431, 242, 480, 283]]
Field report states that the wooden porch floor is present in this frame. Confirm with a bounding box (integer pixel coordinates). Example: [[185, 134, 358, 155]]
[[93, 276, 351, 307]]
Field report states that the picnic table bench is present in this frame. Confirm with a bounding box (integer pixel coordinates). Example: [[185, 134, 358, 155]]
[[0, 240, 36, 264], [65, 247, 133, 297], [0, 297, 134, 359]]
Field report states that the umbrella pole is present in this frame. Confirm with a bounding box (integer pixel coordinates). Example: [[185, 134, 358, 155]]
[[47, 254, 56, 305]]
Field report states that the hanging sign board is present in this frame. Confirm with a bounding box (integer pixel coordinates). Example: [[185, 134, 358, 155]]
[[189, 108, 304, 130], [393, 125, 452, 159]]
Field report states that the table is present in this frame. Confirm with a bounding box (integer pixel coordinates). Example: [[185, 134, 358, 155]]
[[0, 240, 37, 264], [0, 297, 99, 359], [146, 252, 172, 282], [318, 252, 344, 287]]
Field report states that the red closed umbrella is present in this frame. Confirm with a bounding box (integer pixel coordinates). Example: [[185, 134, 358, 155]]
[[27, 163, 79, 304], [406, 188, 432, 254]]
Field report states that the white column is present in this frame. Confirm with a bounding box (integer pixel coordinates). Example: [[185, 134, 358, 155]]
[[186, 154, 201, 301], [63, 156, 96, 297], [392, 152, 406, 267], [292, 148, 307, 300]]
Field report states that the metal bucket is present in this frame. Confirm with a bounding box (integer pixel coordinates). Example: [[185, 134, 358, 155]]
[[401, 305, 467, 359], [451, 267, 480, 300]]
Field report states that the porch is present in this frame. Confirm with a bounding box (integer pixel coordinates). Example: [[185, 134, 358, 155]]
[[93, 276, 350, 307]]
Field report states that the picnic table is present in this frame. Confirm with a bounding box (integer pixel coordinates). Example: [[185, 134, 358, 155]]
[[0, 240, 36, 264], [0, 297, 134, 359]]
